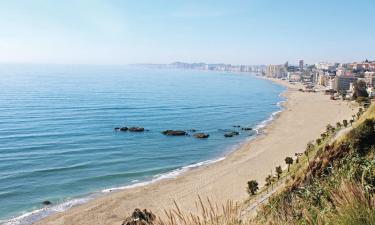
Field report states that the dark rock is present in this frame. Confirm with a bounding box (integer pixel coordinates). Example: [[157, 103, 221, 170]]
[[241, 127, 252, 131], [188, 129, 197, 132], [114, 127, 121, 131], [120, 127, 129, 131], [193, 133, 209, 138], [224, 131, 239, 137], [43, 200, 52, 206], [233, 125, 241, 128], [128, 127, 145, 132], [162, 130, 187, 136], [122, 208, 156, 225]]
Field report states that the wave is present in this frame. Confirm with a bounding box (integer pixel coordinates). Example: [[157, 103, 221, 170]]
[[0, 196, 95, 225], [0, 157, 225, 225], [253, 103, 286, 135], [102, 156, 225, 193]]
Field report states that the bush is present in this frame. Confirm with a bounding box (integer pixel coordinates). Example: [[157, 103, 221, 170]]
[[247, 180, 259, 195], [353, 80, 369, 100], [348, 119, 375, 155]]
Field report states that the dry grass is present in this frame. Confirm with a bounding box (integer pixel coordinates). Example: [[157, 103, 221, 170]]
[[155, 197, 247, 225], [325, 182, 375, 225]]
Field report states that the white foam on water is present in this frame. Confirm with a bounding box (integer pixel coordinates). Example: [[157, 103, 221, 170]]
[[253, 97, 286, 135], [0, 197, 94, 225], [102, 156, 226, 193]]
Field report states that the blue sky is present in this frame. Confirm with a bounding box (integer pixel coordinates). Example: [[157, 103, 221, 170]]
[[0, 0, 374, 65]]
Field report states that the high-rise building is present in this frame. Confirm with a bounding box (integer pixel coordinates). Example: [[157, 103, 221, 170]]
[[299, 60, 304, 71], [266, 65, 287, 78]]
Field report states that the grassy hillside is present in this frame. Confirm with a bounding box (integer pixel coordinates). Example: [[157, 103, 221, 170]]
[[255, 102, 375, 225], [122, 103, 375, 225]]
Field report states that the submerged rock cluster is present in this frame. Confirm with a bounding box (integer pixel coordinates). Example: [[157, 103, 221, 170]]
[[114, 124, 254, 139], [115, 127, 146, 132]]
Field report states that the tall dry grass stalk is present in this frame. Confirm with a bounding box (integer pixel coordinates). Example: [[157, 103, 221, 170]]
[[325, 181, 375, 225], [156, 196, 248, 225]]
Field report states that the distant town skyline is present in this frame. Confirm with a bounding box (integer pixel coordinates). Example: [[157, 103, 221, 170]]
[[0, 0, 374, 65]]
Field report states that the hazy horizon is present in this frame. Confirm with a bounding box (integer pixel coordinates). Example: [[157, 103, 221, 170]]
[[0, 0, 374, 65]]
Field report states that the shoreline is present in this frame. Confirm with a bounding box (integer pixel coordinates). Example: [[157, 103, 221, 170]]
[[9, 78, 356, 225], [1, 76, 287, 225]]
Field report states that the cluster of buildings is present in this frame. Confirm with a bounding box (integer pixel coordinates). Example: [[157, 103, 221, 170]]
[[137, 59, 375, 99], [168, 62, 265, 73], [137, 62, 265, 74], [265, 59, 375, 99]]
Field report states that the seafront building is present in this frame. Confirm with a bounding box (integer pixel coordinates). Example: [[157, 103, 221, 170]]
[[332, 76, 358, 91], [266, 64, 287, 78]]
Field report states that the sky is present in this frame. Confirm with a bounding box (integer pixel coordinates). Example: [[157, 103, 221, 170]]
[[0, 0, 374, 65]]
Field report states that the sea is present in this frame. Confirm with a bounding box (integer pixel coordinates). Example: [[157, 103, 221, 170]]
[[0, 64, 285, 224]]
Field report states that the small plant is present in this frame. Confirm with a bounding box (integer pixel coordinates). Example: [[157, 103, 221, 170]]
[[265, 175, 274, 192], [285, 157, 294, 172], [247, 180, 259, 195]]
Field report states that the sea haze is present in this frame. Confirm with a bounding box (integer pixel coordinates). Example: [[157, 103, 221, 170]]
[[0, 64, 285, 222]]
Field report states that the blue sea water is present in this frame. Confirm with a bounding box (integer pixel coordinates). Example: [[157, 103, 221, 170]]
[[0, 64, 285, 224]]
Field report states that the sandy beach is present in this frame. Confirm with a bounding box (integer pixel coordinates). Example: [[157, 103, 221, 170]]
[[35, 79, 357, 225]]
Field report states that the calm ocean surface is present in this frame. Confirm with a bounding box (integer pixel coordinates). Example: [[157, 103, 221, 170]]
[[0, 64, 285, 223]]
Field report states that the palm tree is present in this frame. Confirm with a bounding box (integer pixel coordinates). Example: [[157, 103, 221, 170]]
[[285, 157, 293, 172], [316, 138, 321, 145], [275, 166, 282, 180], [247, 180, 259, 195], [336, 122, 342, 129], [343, 119, 348, 128]]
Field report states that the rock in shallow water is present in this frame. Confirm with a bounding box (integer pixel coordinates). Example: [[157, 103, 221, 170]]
[[193, 133, 209, 138], [120, 127, 129, 131], [43, 200, 52, 206], [128, 127, 145, 132], [162, 130, 187, 136], [224, 131, 239, 137]]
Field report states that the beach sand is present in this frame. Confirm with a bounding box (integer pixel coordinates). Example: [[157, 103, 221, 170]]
[[36, 79, 357, 225]]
